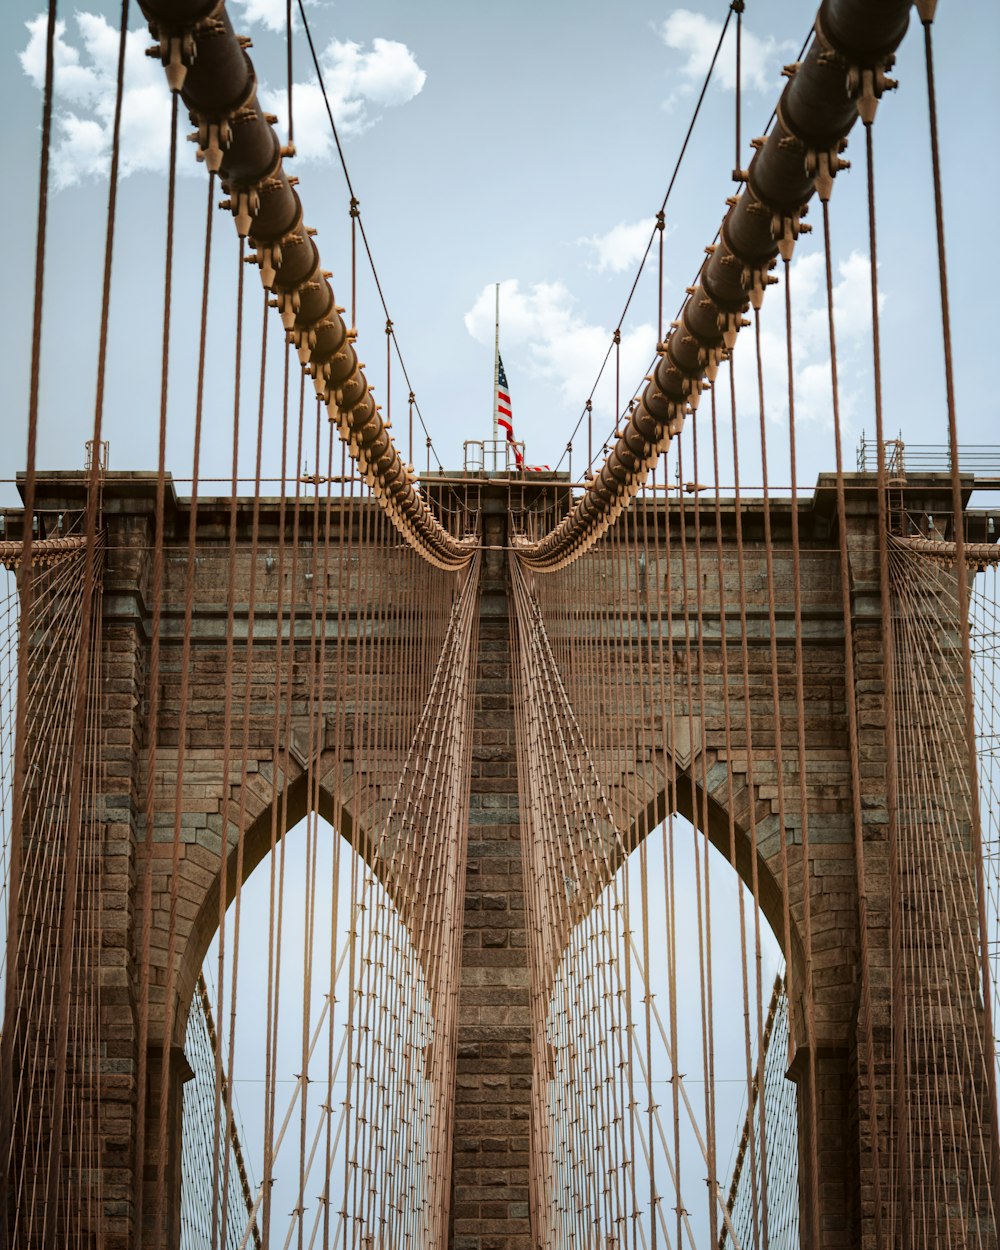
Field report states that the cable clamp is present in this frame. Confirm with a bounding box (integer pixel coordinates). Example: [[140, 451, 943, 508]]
[[277, 289, 301, 328], [805, 141, 850, 203], [255, 243, 282, 289], [226, 186, 260, 237], [146, 31, 196, 92], [847, 59, 899, 126], [744, 264, 779, 309], [717, 310, 750, 350], [771, 207, 812, 262], [188, 119, 233, 173]]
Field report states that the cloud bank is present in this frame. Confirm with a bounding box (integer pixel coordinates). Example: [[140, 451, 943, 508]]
[[19, 13, 177, 189], [659, 9, 794, 108], [464, 279, 657, 441], [732, 248, 883, 433], [464, 249, 880, 470], [231, 0, 297, 34], [578, 218, 656, 275], [18, 12, 426, 188], [261, 38, 426, 159]]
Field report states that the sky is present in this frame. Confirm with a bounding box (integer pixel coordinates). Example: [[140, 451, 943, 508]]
[[2, 0, 999, 1239], [2, 0, 999, 501]]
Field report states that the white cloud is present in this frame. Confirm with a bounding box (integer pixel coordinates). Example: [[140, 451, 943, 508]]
[[731, 247, 884, 431], [231, 0, 294, 34], [464, 279, 657, 437], [19, 13, 426, 187], [19, 11, 183, 189], [658, 8, 793, 107], [261, 37, 426, 158], [227, 0, 331, 34], [578, 218, 656, 274], [462, 250, 880, 468]]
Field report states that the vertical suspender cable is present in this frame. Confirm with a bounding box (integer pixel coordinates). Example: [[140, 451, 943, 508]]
[[779, 256, 822, 1250], [41, 0, 128, 1240], [656, 212, 665, 351], [218, 289, 271, 1250], [261, 334, 293, 1249], [408, 391, 415, 470], [821, 194, 885, 1239], [0, 1, 57, 1224], [919, 6, 1000, 1211], [137, 165, 214, 1247], [863, 119, 910, 1245], [147, 86, 179, 1245], [732, 0, 744, 181], [285, 0, 293, 147], [208, 232, 247, 1250]]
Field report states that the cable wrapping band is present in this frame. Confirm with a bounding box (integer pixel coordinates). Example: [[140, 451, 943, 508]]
[[138, 0, 474, 570], [518, 0, 912, 571], [894, 535, 1000, 569], [0, 536, 88, 569]]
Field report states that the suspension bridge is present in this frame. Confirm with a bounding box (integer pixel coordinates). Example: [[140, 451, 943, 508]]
[[1, 0, 999, 1247]]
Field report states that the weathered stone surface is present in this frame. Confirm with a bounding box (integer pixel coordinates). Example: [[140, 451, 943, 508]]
[[448, 499, 533, 1250], [5, 472, 995, 1250]]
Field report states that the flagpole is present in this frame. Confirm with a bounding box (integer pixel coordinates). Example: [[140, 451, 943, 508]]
[[493, 282, 500, 442]]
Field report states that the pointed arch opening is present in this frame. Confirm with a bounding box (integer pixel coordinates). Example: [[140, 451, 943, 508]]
[[530, 807, 799, 1248], [180, 806, 444, 1250]]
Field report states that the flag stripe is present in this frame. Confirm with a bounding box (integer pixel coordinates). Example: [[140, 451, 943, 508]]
[[496, 353, 538, 469]]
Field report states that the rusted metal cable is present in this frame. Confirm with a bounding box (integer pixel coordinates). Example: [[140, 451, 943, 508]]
[[216, 284, 270, 1250], [520, 0, 911, 570], [894, 536, 1000, 568], [0, 536, 88, 568], [821, 194, 885, 1239], [0, 0, 58, 1223], [920, 4, 1000, 1213], [138, 0, 470, 569], [779, 258, 822, 1249], [209, 231, 247, 1250], [196, 973, 262, 1249], [557, 9, 737, 478], [151, 86, 181, 1243], [863, 117, 910, 1243]]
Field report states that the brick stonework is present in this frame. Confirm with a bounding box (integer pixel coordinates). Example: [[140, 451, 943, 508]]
[[3, 472, 997, 1248], [449, 503, 532, 1250]]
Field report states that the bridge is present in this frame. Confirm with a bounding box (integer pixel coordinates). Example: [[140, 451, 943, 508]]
[[1, 0, 999, 1247]]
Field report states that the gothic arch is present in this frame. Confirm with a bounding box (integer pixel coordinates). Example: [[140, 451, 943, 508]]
[[168, 744, 417, 1050], [627, 765, 804, 984]]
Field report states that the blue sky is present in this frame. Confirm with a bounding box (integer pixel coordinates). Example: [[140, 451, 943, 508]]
[[2, 0, 998, 501]]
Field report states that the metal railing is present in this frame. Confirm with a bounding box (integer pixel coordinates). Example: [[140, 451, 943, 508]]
[[856, 434, 1000, 478], [463, 437, 527, 474]]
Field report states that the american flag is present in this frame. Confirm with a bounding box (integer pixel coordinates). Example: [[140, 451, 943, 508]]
[[495, 355, 524, 468]]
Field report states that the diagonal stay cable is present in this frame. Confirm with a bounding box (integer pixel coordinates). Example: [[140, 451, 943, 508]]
[[295, 0, 443, 469], [554, 1, 738, 469], [556, 18, 815, 475], [524, 0, 884, 570]]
